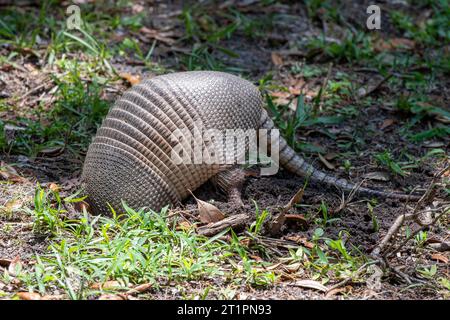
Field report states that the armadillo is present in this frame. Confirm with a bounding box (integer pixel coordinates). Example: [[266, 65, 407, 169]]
[[82, 71, 418, 215]]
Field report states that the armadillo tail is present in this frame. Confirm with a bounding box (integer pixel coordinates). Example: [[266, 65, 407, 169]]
[[260, 110, 421, 201]]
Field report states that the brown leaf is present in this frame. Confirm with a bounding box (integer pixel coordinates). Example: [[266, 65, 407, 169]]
[[120, 73, 141, 86], [363, 171, 390, 182], [17, 292, 42, 300], [0, 258, 12, 268], [431, 253, 448, 264], [282, 186, 305, 213], [380, 119, 395, 130], [41, 294, 66, 300], [291, 280, 328, 292], [270, 91, 290, 98], [49, 183, 60, 193], [176, 220, 193, 231], [285, 235, 314, 249], [374, 38, 416, 52], [8, 256, 22, 276], [318, 153, 335, 170], [139, 27, 176, 45], [324, 152, 338, 161], [98, 294, 126, 300], [191, 194, 225, 224], [73, 200, 91, 213], [285, 214, 308, 225], [38, 146, 64, 157], [91, 280, 122, 290], [0, 161, 28, 183], [284, 262, 301, 273], [325, 286, 352, 298], [271, 52, 283, 66], [126, 283, 152, 295], [4, 199, 21, 212]]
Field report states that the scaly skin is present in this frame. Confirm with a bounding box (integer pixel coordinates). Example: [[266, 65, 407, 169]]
[[82, 71, 420, 215]]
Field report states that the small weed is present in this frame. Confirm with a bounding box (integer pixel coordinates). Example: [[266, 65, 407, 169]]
[[374, 151, 407, 177]]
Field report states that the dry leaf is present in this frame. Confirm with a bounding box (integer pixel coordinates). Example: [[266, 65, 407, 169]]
[[324, 152, 338, 161], [285, 214, 308, 225], [8, 256, 22, 276], [363, 171, 390, 182], [176, 220, 193, 231], [380, 118, 395, 130], [120, 73, 141, 86], [49, 183, 60, 193], [126, 283, 152, 295], [285, 235, 314, 249], [4, 199, 21, 212], [17, 292, 42, 300], [41, 294, 66, 300], [91, 280, 122, 290], [271, 52, 283, 66], [318, 153, 335, 170], [98, 294, 126, 300], [0, 258, 12, 268], [285, 262, 301, 273], [73, 200, 90, 213], [38, 146, 64, 157], [192, 195, 225, 224], [291, 280, 328, 292], [325, 286, 352, 298], [374, 38, 415, 52], [283, 187, 305, 213], [0, 161, 28, 183], [139, 27, 176, 45], [431, 253, 448, 264]]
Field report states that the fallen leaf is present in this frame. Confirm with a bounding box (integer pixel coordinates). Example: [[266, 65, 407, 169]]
[[98, 294, 126, 300], [324, 152, 339, 161], [73, 200, 90, 213], [380, 119, 395, 130], [0, 161, 28, 183], [285, 262, 301, 273], [423, 141, 445, 148], [318, 153, 335, 170], [0, 258, 12, 268], [120, 73, 141, 86], [271, 52, 283, 66], [126, 283, 152, 295], [176, 220, 193, 231], [284, 214, 308, 226], [283, 186, 305, 213], [4, 199, 21, 212], [291, 280, 328, 292], [38, 146, 64, 157], [431, 253, 448, 264], [91, 280, 122, 290], [49, 183, 60, 193], [139, 27, 176, 45], [374, 38, 415, 52], [285, 235, 314, 249], [41, 294, 66, 300], [8, 256, 22, 276], [190, 192, 225, 224], [17, 292, 42, 300], [363, 171, 390, 181], [325, 286, 352, 298]]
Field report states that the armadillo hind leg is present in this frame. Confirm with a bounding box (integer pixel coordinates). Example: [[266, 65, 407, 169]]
[[259, 110, 421, 201], [210, 166, 257, 208]]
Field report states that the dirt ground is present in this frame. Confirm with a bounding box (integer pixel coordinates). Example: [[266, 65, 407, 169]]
[[0, 0, 449, 300]]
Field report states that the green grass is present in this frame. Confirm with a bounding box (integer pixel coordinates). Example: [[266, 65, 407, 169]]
[[8, 186, 278, 299], [1, 67, 110, 157]]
